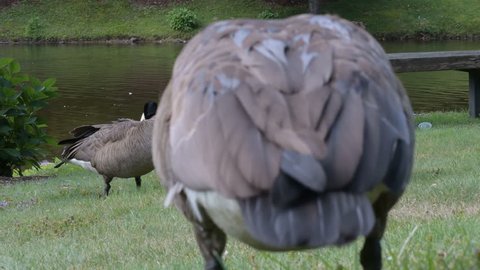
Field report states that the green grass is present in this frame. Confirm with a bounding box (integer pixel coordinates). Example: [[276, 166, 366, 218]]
[[0, 0, 305, 41], [1, 0, 480, 42], [1, 111, 480, 269], [323, 0, 480, 39]]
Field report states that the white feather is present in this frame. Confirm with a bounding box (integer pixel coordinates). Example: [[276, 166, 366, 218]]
[[233, 29, 251, 47], [300, 51, 318, 72], [164, 183, 184, 208], [255, 39, 288, 65], [309, 16, 351, 41], [183, 188, 271, 249], [216, 73, 240, 92], [70, 159, 98, 173]]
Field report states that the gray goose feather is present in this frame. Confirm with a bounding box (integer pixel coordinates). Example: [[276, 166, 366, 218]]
[[153, 14, 414, 269], [57, 102, 157, 196]]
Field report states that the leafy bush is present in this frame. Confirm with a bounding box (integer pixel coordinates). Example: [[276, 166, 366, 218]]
[[257, 10, 280, 19], [24, 16, 44, 40], [0, 58, 57, 177], [167, 7, 199, 32]]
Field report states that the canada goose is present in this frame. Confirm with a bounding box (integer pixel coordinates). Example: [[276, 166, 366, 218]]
[[152, 14, 414, 270], [56, 101, 157, 196]]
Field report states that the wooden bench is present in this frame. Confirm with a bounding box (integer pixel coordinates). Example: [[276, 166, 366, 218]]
[[387, 50, 480, 117]]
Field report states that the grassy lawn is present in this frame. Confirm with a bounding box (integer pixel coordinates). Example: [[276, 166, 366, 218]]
[[1, 0, 480, 41], [322, 0, 480, 39], [0, 0, 305, 41], [1, 111, 480, 269]]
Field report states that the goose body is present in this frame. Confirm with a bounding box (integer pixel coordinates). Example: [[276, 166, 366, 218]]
[[153, 14, 414, 269], [56, 102, 157, 195]]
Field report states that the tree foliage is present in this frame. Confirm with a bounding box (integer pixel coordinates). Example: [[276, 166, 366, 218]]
[[167, 7, 199, 32], [24, 16, 44, 40], [0, 58, 57, 177], [257, 10, 280, 19]]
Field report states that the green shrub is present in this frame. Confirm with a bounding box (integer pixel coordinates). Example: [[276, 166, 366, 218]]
[[0, 58, 57, 177], [257, 10, 280, 19], [167, 7, 199, 32], [24, 16, 44, 40]]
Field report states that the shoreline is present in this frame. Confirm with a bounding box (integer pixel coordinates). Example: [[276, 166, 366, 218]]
[[3, 0, 480, 45], [0, 37, 189, 45], [2, 32, 480, 45]]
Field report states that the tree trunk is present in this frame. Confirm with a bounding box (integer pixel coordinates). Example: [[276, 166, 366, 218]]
[[0, 164, 13, 177], [308, 0, 320, 14], [308, 0, 325, 14]]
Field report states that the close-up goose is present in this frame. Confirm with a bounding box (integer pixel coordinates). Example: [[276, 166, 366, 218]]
[[152, 14, 415, 270], [56, 101, 157, 196]]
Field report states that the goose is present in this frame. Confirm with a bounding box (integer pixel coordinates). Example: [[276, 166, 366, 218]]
[[152, 14, 415, 270], [56, 101, 157, 196]]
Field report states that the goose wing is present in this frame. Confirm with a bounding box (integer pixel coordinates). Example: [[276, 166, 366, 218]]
[[58, 119, 137, 163], [91, 119, 154, 177]]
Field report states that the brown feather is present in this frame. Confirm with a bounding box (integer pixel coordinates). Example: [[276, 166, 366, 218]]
[[155, 14, 414, 197], [59, 118, 154, 178], [152, 14, 415, 263]]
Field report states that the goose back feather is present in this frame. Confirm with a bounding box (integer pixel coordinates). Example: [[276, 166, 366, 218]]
[[59, 119, 154, 178]]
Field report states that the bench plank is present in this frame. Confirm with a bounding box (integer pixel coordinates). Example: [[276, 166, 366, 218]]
[[388, 50, 480, 73]]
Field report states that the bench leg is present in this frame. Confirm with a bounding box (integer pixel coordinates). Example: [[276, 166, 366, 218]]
[[469, 70, 480, 118]]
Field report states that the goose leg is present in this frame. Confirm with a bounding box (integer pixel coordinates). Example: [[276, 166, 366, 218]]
[[360, 192, 400, 270], [135, 176, 142, 188], [193, 217, 227, 270], [103, 175, 113, 196], [174, 192, 226, 270]]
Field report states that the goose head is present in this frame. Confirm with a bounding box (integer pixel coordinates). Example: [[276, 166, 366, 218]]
[[140, 101, 158, 121]]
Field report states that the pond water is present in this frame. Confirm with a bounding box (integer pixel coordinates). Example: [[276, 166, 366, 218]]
[[383, 40, 480, 113], [1, 40, 479, 159], [1, 43, 183, 159]]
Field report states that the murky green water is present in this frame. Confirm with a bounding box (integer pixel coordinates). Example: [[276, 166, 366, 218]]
[[1, 41, 479, 158], [0, 44, 182, 155]]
